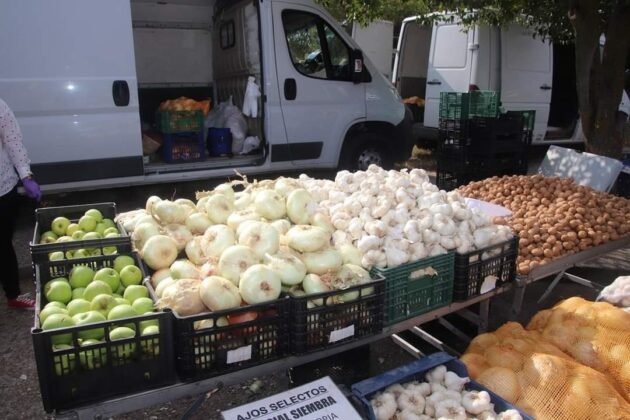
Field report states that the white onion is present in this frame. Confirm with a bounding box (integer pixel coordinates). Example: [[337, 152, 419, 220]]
[[234, 191, 252, 210], [164, 223, 193, 252], [194, 316, 228, 330], [199, 260, 218, 278], [132, 222, 160, 250], [185, 237, 208, 265], [150, 268, 171, 289], [286, 225, 331, 253], [205, 194, 234, 224], [239, 264, 282, 304], [170, 259, 201, 280], [238, 221, 280, 259], [142, 235, 178, 270], [302, 273, 331, 305], [227, 209, 262, 231], [158, 278, 207, 316], [264, 252, 307, 286], [146, 195, 162, 215], [199, 276, 242, 311], [311, 212, 334, 233], [201, 224, 236, 258], [155, 277, 176, 298], [271, 219, 291, 235], [254, 189, 286, 220], [332, 264, 373, 302], [274, 177, 301, 197], [153, 200, 189, 225], [214, 183, 235, 203], [185, 212, 213, 235], [174, 198, 197, 216], [134, 214, 159, 228], [286, 189, 316, 225], [338, 243, 363, 266], [302, 248, 343, 275], [218, 245, 260, 286], [196, 196, 210, 213], [120, 210, 148, 233]]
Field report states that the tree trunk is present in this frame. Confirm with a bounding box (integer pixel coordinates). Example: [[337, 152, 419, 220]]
[[569, 1, 630, 159]]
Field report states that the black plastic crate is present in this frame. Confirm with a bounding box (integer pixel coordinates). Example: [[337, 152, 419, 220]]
[[162, 131, 206, 163], [436, 169, 479, 191], [352, 352, 533, 420], [453, 236, 519, 301], [170, 299, 291, 381], [290, 277, 385, 354], [31, 202, 130, 264], [32, 253, 174, 412]]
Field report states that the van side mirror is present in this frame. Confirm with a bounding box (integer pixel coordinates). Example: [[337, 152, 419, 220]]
[[352, 49, 364, 84]]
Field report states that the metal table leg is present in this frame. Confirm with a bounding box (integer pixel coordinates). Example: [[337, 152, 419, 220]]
[[478, 299, 490, 334], [511, 283, 527, 320], [537, 271, 566, 303]]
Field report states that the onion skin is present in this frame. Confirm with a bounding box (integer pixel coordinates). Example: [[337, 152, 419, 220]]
[[286, 225, 331, 253], [302, 249, 343, 275], [157, 278, 207, 316]]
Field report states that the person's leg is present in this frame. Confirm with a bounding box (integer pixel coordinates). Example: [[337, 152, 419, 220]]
[[0, 187, 21, 300]]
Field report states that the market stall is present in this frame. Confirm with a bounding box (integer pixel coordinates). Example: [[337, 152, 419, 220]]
[[28, 165, 629, 419]]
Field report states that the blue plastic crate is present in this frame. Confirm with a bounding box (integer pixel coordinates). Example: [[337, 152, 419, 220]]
[[351, 352, 533, 420], [162, 131, 205, 163]]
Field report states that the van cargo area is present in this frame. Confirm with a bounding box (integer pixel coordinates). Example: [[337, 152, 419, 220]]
[[131, 0, 265, 174]]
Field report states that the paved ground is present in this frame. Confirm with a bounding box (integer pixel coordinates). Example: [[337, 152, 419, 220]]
[[2, 149, 628, 420]]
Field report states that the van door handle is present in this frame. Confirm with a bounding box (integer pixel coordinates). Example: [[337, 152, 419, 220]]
[[284, 78, 297, 100], [540, 84, 552, 90], [427, 79, 442, 85], [112, 80, 130, 106]]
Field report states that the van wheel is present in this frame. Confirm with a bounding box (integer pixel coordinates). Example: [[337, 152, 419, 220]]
[[340, 134, 391, 171]]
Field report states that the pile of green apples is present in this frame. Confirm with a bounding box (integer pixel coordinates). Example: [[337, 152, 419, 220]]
[[39, 255, 160, 374], [40, 208, 121, 260]]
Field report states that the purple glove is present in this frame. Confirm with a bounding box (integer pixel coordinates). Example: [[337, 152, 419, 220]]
[[22, 177, 42, 202]]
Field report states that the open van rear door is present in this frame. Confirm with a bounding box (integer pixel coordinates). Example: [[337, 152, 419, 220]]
[[424, 22, 475, 128], [501, 24, 552, 143]]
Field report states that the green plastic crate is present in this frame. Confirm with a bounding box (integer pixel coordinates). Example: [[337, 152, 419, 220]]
[[370, 253, 454, 325], [156, 110, 204, 134], [469, 91, 500, 118], [439, 91, 500, 120]]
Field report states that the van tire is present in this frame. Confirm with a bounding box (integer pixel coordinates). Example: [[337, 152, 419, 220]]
[[340, 133, 392, 171]]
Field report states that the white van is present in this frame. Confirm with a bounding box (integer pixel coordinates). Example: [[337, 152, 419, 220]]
[[0, 0, 411, 193], [393, 17, 582, 145]]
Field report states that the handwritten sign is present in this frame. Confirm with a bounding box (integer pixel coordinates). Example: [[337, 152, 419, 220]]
[[222, 376, 362, 420]]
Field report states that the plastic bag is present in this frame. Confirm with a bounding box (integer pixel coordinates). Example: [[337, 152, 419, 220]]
[[240, 136, 260, 155], [242, 76, 261, 118], [597, 276, 630, 308], [222, 102, 247, 154]]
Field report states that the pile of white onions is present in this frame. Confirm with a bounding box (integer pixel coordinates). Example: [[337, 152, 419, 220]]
[[369, 364, 523, 420]]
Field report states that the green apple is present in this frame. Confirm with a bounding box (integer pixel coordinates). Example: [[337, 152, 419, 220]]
[[45, 301, 66, 310], [109, 326, 136, 358], [139, 318, 159, 333], [140, 325, 160, 356], [103, 246, 118, 255], [83, 280, 113, 302], [78, 339, 107, 369], [120, 265, 143, 287], [90, 294, 119, 316], [84, 209, 103, 223], [112, 293, 122, 299], [52, 344, 76, 376], [73, 249, 89, 259], [95, 222, 107, 236], [45, 280, 72, 304], [103, 227, 119, 236], [115, 297, 129, 306], [105, 233, 120, 239], [113, 255, 135, 274], [78, 215, 97, 232], [132, 297, 154, 314], [72, 311, 106, 340], [142, 325, 159, 335], [123, 285, 148, 304], [102, 218, 116, 230], [90, 248, 102, 256], [65, 250, 76, 259], [49, 251, 65, 261], [45, 277, 68, 287], [56, 235, 73, 243], [72, 287, 86, 300], [66, 223, 80, 236], [51, 217, 71, 236], [40, 231, 58, 244], [42, 313, 76, 345], [39, 306, 69, 324], [115, 284, 125, 295], [71, 230, 86, 240], [66, 299, 92, 316], [69, 265, 95, 289], [107, 304, 137, 330], [93, 267, 120, 291], [82, 231, 102, 241]]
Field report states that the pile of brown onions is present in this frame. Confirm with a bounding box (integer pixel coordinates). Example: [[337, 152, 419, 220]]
[[459, 175, 630, 274]]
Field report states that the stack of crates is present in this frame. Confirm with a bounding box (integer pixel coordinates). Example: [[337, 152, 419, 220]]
[[155, 110, 206, 163], [436, 91, 534, 191]]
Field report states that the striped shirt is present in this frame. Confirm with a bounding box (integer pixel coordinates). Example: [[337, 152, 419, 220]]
[[0, 99, 32, 197]]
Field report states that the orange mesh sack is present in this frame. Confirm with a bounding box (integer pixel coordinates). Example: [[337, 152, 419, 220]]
[[526, 297, 630, 398], [461, 322, 630, 419]]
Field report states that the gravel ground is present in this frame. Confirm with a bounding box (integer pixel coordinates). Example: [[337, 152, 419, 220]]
[[2, 154, 628, 419]]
